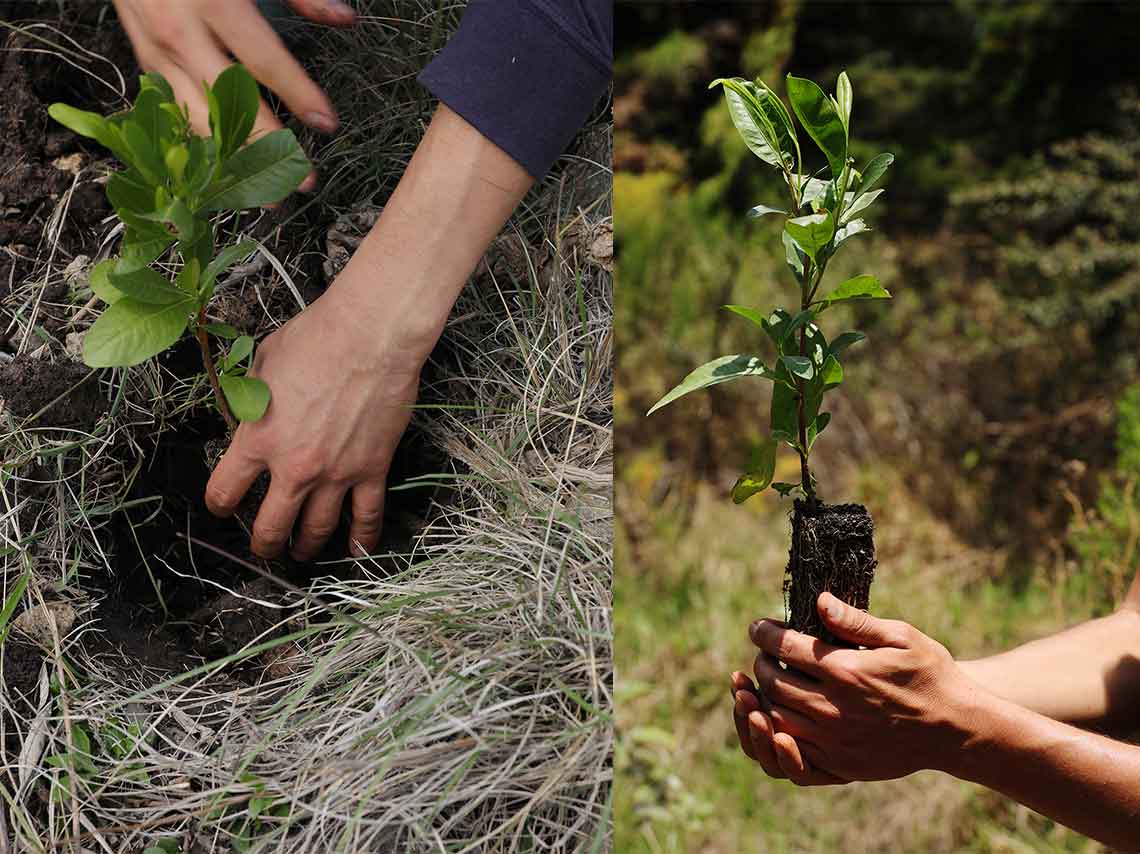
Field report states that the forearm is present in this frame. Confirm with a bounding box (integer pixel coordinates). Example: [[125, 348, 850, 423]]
[[947, 690, 1140, 849], [958, 607, 1140, 729], [326, 103, 533, 358]]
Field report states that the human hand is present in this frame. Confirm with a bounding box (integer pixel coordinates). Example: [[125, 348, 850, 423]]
[[730, 671, 845, 786], [204, 278, 425, 561], [741, 593, 977, 784], [111, 0, 355, 190]]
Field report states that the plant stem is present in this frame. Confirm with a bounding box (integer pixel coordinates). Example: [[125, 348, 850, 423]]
[[195, 306, 237, 433], [797, 261, 819, 505]]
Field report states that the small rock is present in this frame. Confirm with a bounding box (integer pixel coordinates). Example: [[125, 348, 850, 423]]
[[52, 153, 85, 175], [13, 601, 77, 647]]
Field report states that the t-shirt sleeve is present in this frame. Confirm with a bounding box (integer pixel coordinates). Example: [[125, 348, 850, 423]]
[[418, 0, 613, 180]]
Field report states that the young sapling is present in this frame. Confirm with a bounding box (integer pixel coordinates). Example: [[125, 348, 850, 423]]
[[647, 72, 894, 641], [49, 66, 312, 430]]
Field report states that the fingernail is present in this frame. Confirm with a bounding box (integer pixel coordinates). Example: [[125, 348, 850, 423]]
[[304, 111, 338, 134], [327, 0, 355, 21]]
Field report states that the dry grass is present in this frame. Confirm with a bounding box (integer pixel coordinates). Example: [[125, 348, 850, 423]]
[[1, 3, 612, 851]]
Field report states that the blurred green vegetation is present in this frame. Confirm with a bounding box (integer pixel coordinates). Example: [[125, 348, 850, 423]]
[[614, 2, 1140, 851]]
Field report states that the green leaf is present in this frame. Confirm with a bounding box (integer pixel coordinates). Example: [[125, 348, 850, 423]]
[[784, 210, 836, 263], [48, 103, 129, 162], [122, 223, 174, 266], [786, 74, 847, 178], [710, 77, 796, 170], [88, 260, 125, 305], [821, 355, 843, 388], [833, 218, 870, 250], [817, 274, 891, 310], [772, 482, 800, 498], [223, 335, 255, 371], [249, 795, 273, 820], [647, 354, 772, 415], [0, 570, 29, 645], [84, 297, 192, 367], [841, 189, 882, 224], [748, 204, 786, 219], [199, 129, 311, 212], [723, 305, 767, 328], [830, 331, 865, 356], [762, 308, 815, 352], [139, 72, 174, 101], [220, 374, 271, 422], [120, 119, 165, 185], [209, 65, 260, 161], [204, 322, 240, 340], [808, 412, 831, 450], [858, 153, 894, 195], [165, 144, 189, 183], [782, 231, 805, 284], [780, 355, 814, 380], [131, 87, 177, 151], [108, 265, 184, 304], [732, 438, 778, 503], [204, 240, 257, 289], [836, 71, 853, 131], [106, 171, 157, 222], [770, 381, 799, 445]]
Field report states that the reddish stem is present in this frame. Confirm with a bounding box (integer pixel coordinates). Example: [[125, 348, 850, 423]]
[[195, 306, 237, 433]]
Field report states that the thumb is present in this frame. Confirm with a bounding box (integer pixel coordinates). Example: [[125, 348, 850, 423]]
[[817, 593, 909, 648]]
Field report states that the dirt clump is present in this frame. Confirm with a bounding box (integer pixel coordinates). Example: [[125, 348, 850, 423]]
[[0, 356, 106, 428], [784, 500, 877, 645]]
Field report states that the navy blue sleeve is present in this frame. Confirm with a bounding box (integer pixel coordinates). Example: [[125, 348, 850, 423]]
[[419, 0, 613, 179]]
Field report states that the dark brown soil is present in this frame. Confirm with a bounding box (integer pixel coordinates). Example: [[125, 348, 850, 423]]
[[0, 355, 106, 428], [784, 500, 877, 645]]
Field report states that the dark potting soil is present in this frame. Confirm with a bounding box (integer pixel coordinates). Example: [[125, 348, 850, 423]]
[[784, 500, 877, 646], [0, 355, 106, 428]]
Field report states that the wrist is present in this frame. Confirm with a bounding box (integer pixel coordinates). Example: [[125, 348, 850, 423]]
[[933, 677, 1015, 780]]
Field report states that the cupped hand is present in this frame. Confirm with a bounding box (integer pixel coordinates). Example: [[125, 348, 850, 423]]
[[736, 593, 978, 784], [204, 284, 423, 561], [112, 0, 355, 190]]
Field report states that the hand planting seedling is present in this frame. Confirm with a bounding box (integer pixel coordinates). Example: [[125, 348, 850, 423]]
[[647, 72, 894, 642], [49, 65, 312, 431]]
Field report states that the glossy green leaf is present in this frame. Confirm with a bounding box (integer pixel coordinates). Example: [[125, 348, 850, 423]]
[[220, 374, 271, 422], [84, 297, 192, 367], [647, 354, 772, 415], [106, 171, 156, 222], [131, 87, 177, 151], [199, 129, 311, 211], [858, 153, 894, 195], [710, 77, 796, 170], [829, 331, 866, 356], [780, 354, 814, 380], [833, 218, 870, 250], [817, 274, 891, 310], [732, 438, 778, 503], [782, 231, 805, 284], [821, 354, 843, 388], [841, 189, 882, 223], [786, 74, 847, 177], [0, 570, 29, 645], [763, 309, 815, 350], [772, 482, 800, 497], [108, 265, 184, 304], [122, 223, 174, 266], [120, 119, 165, 185], [808, 412, 831, 449], [723, 305, 767, 328], [784, 210, 836, 263], [836, 71, 852, 131], [209, 65, 260, 161], [223, 335, 255, 371], [748, 204, 786, 219], [770, 380, 799, 445], [139, 72, 174, 101]]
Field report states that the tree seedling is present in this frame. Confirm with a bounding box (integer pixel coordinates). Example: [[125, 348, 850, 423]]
[[648, 71, 894, 507], [49, 66, 312, 430]]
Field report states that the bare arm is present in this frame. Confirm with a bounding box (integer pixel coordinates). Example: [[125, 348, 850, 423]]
[[959, 571, 1140, 730], [949, 686, 1140, 850]]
